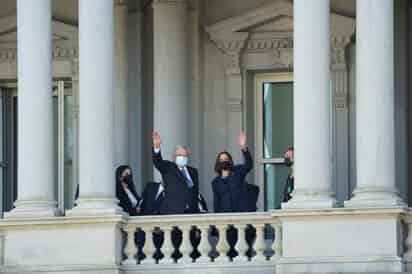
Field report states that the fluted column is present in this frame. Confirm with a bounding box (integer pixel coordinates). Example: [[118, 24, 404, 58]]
[[153, 0, 189, 161], [67, 0, 121, 215], [114, 0, 129, 166], [283, 0, 335, 209], [345, 0, 404, 207], [5, 0, 58, 218]]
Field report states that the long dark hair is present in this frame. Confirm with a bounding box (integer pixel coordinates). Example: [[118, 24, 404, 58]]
[[115, 165, 138, 197], [214, 151, 234, 174]]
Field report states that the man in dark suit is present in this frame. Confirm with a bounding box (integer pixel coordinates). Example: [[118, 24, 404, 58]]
[[152, 132, 200, 215]]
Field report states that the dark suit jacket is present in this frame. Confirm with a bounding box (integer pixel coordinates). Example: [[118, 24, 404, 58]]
[[152, 149, 200, 215], [283, 175, 294, 202], [245, 183, 259, 212], [140, 182, 164, 215], [212, 149, 253, 213]]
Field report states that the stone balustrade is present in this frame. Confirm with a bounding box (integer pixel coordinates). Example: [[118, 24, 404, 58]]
[[121, 212, 282, 266]]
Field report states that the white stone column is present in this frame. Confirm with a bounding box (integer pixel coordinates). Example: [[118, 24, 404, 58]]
[[345, 0, 404, 207], [283, 0, 336, 209], [5, 0, 58, 218], [67, 0, 121, 215], [153, 0, 188, 161], [114, 0, 129, 167]]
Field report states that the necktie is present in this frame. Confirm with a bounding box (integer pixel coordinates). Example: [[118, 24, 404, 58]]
[[180, 167, 194, 188]]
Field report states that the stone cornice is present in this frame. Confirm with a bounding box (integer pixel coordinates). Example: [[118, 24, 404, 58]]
[[152, 0, 188, 4], [210, 33, 351, 72], [114, 0, 128, 5], [205, 0, 292, 37], [212, 33, 249, 53], [206, 0, 355, 71], [0, 46, 78, 63]]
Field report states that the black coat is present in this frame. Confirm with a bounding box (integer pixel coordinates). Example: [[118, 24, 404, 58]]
[[140, 182, 165, 215], [116, 181, 142, 216], [152, 149, 200, 215], [283, 175, 294, 202], [212, 149, 253, 213], [245, 183, 259, 212]]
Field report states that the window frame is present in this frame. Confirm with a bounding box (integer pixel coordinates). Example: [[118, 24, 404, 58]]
[[254, 72, 293, 210]]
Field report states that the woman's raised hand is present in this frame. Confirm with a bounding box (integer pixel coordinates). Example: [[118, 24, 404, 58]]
[[238, 132, 247, 150]]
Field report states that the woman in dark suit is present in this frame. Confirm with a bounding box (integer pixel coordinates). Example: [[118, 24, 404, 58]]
[[210, 133, 255, 259], [211, 132, 253, 213], [115, 165, 142, 216]]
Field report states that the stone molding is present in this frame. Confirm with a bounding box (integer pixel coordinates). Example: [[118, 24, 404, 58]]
[[114, 0, 128, 5], [0, 47, 78, 62], [206, 1, 355, 73], [0, 15, 78, 63], [152, 0, 188, 5]]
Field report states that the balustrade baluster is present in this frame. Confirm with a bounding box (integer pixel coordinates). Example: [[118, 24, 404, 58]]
[[196, 225, 211, 263], [122, 225, 137, 265], [141, 226, 157, 264], [215, 224, 230, 263]]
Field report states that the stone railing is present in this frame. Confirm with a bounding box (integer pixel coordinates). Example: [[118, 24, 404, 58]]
[[121, 212, 282, 266]]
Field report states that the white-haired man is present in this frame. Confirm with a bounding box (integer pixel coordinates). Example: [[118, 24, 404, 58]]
[[152, 132, 200, 214]]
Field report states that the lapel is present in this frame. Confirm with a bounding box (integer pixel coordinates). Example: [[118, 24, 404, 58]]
[[174, 164, 188, 183], [187, 166, 196, 186], [173, 164, 196, 188]]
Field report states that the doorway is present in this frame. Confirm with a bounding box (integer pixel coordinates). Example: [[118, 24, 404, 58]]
[[0, 81, 76, 216], [254, 73, 293, 210]]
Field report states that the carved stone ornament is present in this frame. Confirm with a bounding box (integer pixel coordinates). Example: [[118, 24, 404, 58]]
[[206, 0, 355, 72]]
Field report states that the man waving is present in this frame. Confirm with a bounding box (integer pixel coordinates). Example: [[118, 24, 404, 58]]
[[152, 132, 200, 215]]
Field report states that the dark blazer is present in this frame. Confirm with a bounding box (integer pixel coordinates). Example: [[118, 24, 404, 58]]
[[212, 149, 253, 213], [152, 149, 200, 215], [282, 176, 294, 202], [245, 183, 259, 212], [140, 182, 165, 215], [116, 180, 142, 216]]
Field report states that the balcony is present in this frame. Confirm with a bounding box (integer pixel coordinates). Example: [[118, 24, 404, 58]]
[[0, 207, 410, 274]]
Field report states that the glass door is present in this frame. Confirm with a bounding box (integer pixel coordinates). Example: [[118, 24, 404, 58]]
[[255, 73, 293, 210], [0, 81, 75, 217]]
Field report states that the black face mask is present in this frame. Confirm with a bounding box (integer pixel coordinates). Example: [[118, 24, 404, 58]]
[[217, 160, 233, 173], [122, 174, 133, 185]]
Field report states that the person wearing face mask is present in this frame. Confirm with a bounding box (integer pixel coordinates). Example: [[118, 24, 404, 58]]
[[211, 132, 253, 213], [115, 165, 142, 216], [282, 147, 294, 202], [152, 132, 200, 215]]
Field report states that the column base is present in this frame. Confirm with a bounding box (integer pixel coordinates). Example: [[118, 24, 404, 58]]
[[4, 200, 60, 219], [344, 187, 406, 208], [66, 197, 125, 216], [281, 190, 336, 209]]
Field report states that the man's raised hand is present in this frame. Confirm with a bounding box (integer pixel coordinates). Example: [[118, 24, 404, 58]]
[[153, 131, 161, 149]]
